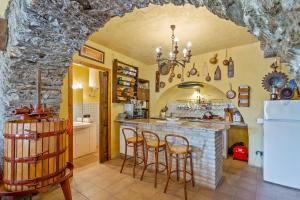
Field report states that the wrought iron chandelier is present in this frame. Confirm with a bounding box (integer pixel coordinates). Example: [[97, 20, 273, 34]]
[[155, 25, 192, 73]]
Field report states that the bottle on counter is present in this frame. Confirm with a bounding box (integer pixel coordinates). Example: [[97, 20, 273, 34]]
[[233, 111, 242, 122]]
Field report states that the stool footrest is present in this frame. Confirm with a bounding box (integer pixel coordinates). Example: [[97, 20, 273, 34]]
[[168, 170, 194, 184]]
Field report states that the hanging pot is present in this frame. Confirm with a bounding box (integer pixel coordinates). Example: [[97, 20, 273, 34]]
[[209, 54, 218, 64], [226, 83, 236, 99], [223, 49, 229, 66], [186, 71, 191, 77], [159, 81, 166, 88], [190, 63, 197, 76], [205, 73, 211, 82]]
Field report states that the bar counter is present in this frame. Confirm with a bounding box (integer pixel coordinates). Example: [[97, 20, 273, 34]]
[[117, 118, 228, 189]]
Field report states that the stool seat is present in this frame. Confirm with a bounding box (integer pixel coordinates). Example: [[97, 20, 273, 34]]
[[120, 128, 145, 178], [127, 136, 144, 143], [147, 140, 166, 148], [164, 134, 195, 200], [140, 131, 168, 188], [170, 145, 191, 154]]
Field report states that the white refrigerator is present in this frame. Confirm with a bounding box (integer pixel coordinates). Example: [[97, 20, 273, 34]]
[[263, 100, 300, 189]]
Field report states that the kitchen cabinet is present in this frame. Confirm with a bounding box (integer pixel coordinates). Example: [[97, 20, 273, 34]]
[[73, 122, 97, 159]]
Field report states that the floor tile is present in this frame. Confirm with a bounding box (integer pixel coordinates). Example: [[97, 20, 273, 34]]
[[30, 156, 300, 200]]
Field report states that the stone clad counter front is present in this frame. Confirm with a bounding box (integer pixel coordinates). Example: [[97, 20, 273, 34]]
[[118, 119, 226, 189]]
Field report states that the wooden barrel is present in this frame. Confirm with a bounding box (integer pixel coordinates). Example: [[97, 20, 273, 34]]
[[3, 119, 69, 192]]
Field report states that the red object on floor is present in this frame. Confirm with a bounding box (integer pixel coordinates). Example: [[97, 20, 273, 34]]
[[233, 146, 248, 161]]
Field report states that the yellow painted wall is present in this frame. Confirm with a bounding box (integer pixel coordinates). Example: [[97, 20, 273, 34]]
[[0, 0, 9, 17], [146, 42, 292, 167], [61, 41, 292, 166], [60, 40, 149, 159], [72, 64, 100, 103]]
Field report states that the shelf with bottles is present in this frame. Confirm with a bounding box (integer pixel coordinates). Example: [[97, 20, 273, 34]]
[[113, 59, 139, 103]]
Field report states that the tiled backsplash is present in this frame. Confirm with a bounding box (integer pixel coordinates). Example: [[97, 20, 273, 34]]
[[166, 101, 234, 118], [74, 103, 99, 144]]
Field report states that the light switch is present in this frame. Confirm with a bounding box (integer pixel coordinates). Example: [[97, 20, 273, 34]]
[[257, 118, 264, 124]]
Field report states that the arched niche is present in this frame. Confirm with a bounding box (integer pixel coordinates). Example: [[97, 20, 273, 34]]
[[153, 81, 232, 115]]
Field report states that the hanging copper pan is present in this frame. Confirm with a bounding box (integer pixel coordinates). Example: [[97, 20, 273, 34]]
[[226, 83, 236, 99]]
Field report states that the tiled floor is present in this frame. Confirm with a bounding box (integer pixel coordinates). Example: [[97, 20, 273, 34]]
[[33, 155, 300, 200]]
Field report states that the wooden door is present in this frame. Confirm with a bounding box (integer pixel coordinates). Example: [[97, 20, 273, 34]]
[[99, 71, 109, 162]]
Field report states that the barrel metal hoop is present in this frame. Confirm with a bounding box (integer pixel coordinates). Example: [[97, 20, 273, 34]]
[[3, 165, 68, 186], [3, 129, 67, 140], [4, 147, 67, 164]]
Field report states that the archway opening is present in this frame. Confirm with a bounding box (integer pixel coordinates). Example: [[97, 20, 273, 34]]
[[62, 4, 257, 168]]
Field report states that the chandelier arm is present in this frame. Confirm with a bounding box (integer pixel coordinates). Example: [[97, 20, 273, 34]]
[[157, 58, 170, 63], [174, 60, 186, 68]]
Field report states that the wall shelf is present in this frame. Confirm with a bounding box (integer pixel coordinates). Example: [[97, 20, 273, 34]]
[[113, 59, 139, 103]]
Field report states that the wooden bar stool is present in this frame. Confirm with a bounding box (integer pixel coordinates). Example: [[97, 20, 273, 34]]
[[120, 128, 145, 178], [140, 130, 168, 188], [164, 134, 195, 200]]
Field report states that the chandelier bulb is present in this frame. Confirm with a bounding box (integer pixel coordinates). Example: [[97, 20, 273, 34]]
[[187, 41, 192, 49], [183, 48, 187, 57], [156, 47, 161, 53], [174, 37, 179, 42]]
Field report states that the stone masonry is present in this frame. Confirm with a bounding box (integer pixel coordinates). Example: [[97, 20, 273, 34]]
[[0, 0, 300, 171]]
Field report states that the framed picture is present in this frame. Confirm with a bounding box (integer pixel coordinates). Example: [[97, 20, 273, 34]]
[[79, 45, 105, 63]]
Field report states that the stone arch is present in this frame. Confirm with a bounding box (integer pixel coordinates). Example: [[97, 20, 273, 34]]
[[0, 0, 299, 167]]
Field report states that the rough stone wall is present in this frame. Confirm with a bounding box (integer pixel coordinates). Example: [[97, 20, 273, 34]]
[[0, 0, 299, 170]]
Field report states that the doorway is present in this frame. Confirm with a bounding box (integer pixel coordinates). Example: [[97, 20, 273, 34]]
[[68, 60, 111, 166]]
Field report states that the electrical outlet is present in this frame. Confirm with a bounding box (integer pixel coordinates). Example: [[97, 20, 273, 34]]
[[256, 151, 263, 156]]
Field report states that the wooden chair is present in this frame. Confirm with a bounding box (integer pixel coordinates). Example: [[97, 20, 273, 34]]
[[140, 130, 168, 188], [164, 134, 195, 200], [120, 128, 145, 178]]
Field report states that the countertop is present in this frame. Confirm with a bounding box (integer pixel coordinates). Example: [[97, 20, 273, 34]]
[[116, 118, 229, 132], [150, 117, 248, 128]]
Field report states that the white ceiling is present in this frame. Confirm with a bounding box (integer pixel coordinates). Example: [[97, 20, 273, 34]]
[[89, 4, 257, 65]]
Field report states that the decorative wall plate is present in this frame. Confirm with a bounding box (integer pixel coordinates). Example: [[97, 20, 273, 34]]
[[262, 71, 288, 92], [280, 87, 294, 99], [159, 62, 170, 75]]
